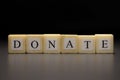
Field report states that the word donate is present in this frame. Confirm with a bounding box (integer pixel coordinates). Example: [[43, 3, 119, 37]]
[[8, 34, 114, 54]]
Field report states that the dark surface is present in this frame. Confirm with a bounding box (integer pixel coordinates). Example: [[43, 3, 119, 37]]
[[0, 41, 120, 80]]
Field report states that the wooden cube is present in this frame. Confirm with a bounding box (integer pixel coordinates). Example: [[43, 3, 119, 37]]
[[61, 35, 78, 53], [78, 35, 95, 53], [26, 35, 43, 53], [8, 34, 26, 53], [95, 34, 114, 53], [43, 34, 61, 53]]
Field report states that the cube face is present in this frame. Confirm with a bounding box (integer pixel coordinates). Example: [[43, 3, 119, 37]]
[[26, 35, 43, 53], [95, 34, 114, 53], [78, 35, 95, 53], [61, 35, 78, 53], [8, 35, 26, 53], [43, 34, 61, 53]]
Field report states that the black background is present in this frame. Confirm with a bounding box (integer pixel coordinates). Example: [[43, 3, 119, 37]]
[[1, 0, 120, 40]]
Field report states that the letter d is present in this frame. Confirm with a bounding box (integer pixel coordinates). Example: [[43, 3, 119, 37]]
[[14, 40, 21, 48]]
